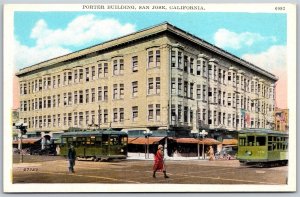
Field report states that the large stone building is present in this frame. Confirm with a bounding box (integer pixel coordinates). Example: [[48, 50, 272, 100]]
[[16, 22, 277, 138]]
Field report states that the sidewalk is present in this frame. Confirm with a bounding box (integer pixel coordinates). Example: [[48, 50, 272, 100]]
[[128, 152, 210, 161], [127, 152, 240, 167]]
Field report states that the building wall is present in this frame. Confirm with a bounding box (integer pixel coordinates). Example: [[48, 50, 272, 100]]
[[18, 35, 171, 131], [274, 108, 289, 131], [17, 25, 277, 134], [166, 35, 276, 132]]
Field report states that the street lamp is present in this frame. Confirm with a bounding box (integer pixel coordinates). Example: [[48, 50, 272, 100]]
[[197, 131, 200, 160], [200, 130, 208, 160], [17, 123, 27, 163], [144, 130, 152, 159]]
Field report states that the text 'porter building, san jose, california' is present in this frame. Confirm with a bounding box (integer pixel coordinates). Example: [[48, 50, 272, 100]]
[[16, 22, 278, 139]]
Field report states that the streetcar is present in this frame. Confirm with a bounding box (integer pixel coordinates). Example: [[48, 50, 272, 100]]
[[60, 129, 128, 161], [237, 129, 288, 167]]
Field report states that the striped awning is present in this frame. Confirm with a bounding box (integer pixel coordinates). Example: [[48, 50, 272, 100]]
[[222, 138, 238, 145], [13, 138, 41, 145], [175, 138, 221, 145], [128, 137, 165, 145]]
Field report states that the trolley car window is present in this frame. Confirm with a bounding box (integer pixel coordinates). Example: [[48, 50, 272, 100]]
[[67, 137, 73, 142], [81, 137, 86, 145], [95, 136, 102, 146], [90, 136, 95, 145], [122, 136, 128, 145], [110, 135, 121, 145], [239, 137, 246, 146], [268, 136, 273, 142], [103, 135, 109, 145], [256, 136, 266, 146], [247, 136, 255, 146]]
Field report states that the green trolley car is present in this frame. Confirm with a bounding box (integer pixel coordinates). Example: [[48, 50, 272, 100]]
[[60, 130, 128, 161], [237, 129, 288, 167]]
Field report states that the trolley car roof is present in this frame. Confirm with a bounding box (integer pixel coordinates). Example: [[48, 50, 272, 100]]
[[239, 129, 288, 135]]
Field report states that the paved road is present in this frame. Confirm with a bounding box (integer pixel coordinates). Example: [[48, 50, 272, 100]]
[[13, 155, 288, 185]]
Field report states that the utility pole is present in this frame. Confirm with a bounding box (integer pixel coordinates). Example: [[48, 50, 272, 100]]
[[19, 132, 23, 163], [98, 105, 101, 130], [200, 130, 208, 160], [196, 102, 200, 160]]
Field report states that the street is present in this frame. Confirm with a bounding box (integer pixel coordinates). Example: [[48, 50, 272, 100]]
[[12, 155, 288, 184]]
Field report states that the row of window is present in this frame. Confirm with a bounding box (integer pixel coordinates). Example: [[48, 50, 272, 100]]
[[171, 49, 275, 98], [20, 77, 161, 111], [239, 136, 288, 151], [20, 89, 273, 115], [171, 78, 274, 113], [22, 101, 270, 129], [22, 104, 161, 129], [20, 49, 161, 95], [170, 105, 270, 128]]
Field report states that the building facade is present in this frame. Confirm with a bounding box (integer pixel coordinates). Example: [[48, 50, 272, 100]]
[[16, 22, 278, 137], [274, 108, 289, 131]]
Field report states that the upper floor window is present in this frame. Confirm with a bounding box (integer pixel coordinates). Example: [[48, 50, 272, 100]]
[[132, 106, 138, 121], [148, 51, 154, 63], [68, 72, 72, 83], [104, 86, 108, 100], [148, 104, 154, 121], [85, 67, 90, 82], [148, 78, 154, 94], [113, 84, 118, 99], [132, 56, 138, 72], [98, 63, 103, 78], [171, 78, 176, 94], [74, 69, 78, 82], [132, 81, 138, 97], [113, 60, 118, 75], [85, 89, 89, 103], [228, 72, 232, 81], [91, 66, 96, 80], [156, 50, 160, 63], [120, 59, 124, 75], [104, 63, 108, 77], [113, 59, 124, 76], [171, 50, 176, 67], [202, 61, 207, 77], [156, 77, 160, 94], [79, 69, 83, 82], [91, 88, 95, 102], [184, 56, 188, 72], [120, 84, 124, 99], [178, 52, 182, 69], [190, 58, 194, 74]]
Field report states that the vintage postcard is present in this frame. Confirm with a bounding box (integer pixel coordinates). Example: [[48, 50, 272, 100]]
[[3, 3, 296, 192]]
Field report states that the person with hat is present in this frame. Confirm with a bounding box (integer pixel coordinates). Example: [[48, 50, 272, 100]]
[[67, 144, 76, 173], [152, 144, 169, 178]]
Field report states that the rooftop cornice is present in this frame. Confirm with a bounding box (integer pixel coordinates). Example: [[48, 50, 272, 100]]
[[16, 21, 278, 82]]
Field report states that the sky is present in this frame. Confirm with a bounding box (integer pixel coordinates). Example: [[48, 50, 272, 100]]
[[13, 11, 287, 109]]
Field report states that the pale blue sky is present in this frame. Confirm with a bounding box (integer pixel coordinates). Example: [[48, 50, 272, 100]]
[[14, 11, 287, 71]]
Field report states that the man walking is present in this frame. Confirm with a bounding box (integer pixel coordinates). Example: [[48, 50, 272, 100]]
[[152, 144, 169, 178], [68, 144, 76, 173]]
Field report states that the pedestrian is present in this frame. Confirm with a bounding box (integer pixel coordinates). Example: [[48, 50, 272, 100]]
[[152, 144, 169, 178], [56, 145, 60, 156], [67, 144, 76, 173], [208, 146, 215, 161]]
